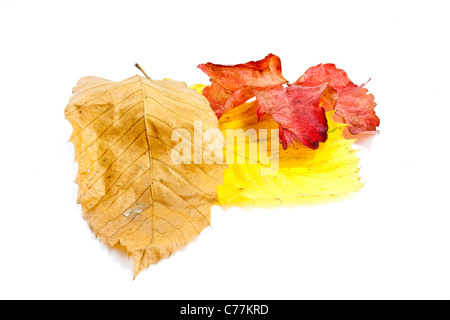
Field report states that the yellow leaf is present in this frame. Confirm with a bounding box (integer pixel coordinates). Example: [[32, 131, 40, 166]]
[[65, 76, 224, 277], [217, 101, 363, 206], [190, 83, 207, 95]]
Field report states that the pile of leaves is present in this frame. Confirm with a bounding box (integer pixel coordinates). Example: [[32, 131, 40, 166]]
[[199, 54, 378, 149], [65, 54, 379, 277]]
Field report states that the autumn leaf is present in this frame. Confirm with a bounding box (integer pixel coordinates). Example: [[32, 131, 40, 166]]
[[198, 54, 287, 118], [255, 84, 329, 150], [216, 101, 363, 206], [65, 75, 224, 277], [295, 63, 379, 134]]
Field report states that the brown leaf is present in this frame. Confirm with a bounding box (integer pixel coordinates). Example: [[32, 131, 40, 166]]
[[65, 75, 224, 277]]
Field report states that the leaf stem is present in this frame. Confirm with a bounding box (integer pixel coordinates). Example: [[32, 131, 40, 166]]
[[135, 63, 151, 79]]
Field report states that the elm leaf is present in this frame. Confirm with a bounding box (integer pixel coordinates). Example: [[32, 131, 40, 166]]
[[65, 75, 224, 277]]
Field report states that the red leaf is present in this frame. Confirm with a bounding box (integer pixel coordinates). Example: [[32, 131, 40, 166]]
[[294, 63, 379, 134], [202, 83, 256, 118], [255, 85, 328, 150], [198, 54, 287, 118], [334, 84, 379, 134], [201, 82, 232, 118]]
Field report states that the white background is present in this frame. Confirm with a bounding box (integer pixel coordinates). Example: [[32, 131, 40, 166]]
[[1, 0, 449, 300]]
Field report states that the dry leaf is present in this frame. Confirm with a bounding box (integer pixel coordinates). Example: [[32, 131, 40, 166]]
[[217, 101, 363, 206], [65, 75, 224, 277], [198, 54, 287, 117], [255, 84, 329, 150], [295, 63, 379, 134]]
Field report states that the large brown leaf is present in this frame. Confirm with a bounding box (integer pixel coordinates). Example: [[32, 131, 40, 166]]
[[65, 75, 224, 277]]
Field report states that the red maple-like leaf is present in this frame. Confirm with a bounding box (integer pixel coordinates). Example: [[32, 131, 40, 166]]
[[198, 54, 287, 118], [294, 63, 379, 134], [255, 84, 328, 150]]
